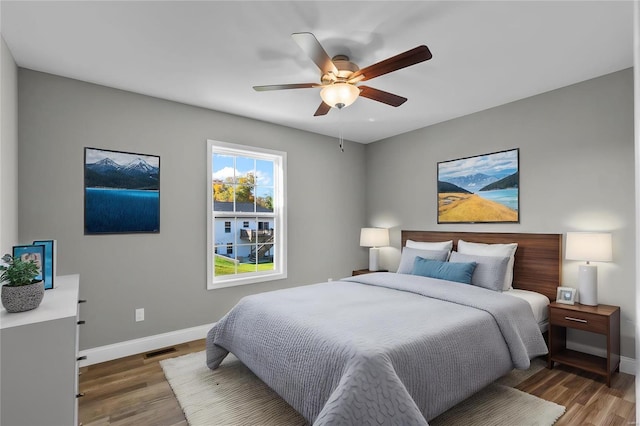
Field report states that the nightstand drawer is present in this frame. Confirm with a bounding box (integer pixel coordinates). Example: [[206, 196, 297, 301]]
[[550, 308, 608, 334]]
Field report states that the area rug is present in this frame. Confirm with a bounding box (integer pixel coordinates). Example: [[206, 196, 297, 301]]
[[161, 352, 564, 426]]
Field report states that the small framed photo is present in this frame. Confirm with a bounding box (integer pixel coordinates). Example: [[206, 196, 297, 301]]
[[556, 286, 577, 305], [12, 244, 46, 283], [33, 240, 56, 290]]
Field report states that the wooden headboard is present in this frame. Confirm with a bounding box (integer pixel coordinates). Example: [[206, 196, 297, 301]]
[[401, 231, 562, 301]]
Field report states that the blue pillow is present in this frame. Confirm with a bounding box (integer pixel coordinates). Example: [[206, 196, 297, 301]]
[[411, 257, 477, 284]]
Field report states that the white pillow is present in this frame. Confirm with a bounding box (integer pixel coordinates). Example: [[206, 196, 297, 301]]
[[396, 247, 450, 274], [406, 240, 453, 252], [449, 251, 510, 292], [457, 240, 517, 290]]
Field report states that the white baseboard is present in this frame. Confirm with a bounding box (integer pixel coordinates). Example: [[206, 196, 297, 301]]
[[78, 323, 215, 367], [567, 341, 636, 375]]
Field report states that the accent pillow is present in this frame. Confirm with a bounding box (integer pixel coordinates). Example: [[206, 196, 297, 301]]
[[457, 240, 518, 290], [406, 239, 454, 252], [411, 257, 476, 285], [397, 247, 449, 274], [449, 251, 510, 292]]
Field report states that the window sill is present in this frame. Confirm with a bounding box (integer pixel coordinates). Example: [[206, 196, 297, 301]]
[[207, 271, 287, 290]]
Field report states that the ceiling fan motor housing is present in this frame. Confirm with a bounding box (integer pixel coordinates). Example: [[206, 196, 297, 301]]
[[322, 55, 359, 84]]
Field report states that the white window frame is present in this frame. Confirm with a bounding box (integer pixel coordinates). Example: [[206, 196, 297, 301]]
[[207, 140, 287, 289]]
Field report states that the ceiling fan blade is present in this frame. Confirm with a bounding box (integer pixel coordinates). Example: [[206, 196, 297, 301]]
[[358, 86, 407, 107], [291, 32, 339, 76], [313, 102, 331, 116], [253, 83, 320, 91], [348, 45, 432, 83]]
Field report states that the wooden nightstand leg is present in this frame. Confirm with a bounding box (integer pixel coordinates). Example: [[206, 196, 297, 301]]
[[547, 324, 566, 370]]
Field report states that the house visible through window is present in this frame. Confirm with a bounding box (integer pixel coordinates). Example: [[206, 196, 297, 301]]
[[207, 140, 287, 289]]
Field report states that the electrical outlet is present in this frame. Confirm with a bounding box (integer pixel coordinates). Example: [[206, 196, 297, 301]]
[[135, 308, 145, 322]]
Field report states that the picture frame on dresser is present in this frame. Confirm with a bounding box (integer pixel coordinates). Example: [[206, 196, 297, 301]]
[[12, 244, 45, 284], [33, 240, 56, 290], [556, 286, 576, 305]]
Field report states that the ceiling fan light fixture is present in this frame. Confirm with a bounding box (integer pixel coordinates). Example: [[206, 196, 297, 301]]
[[320, 83, 360, 109]]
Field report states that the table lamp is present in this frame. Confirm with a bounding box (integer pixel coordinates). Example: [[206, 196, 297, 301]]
[[565, 232, 612, 306], [360, 228, 389, 271]]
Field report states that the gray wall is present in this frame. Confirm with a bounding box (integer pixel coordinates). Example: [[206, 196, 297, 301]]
[[18, 69, 367, 350], [1, 36, 19, 254], [16, 67, 637, 360], [365, 69, 635, 359]]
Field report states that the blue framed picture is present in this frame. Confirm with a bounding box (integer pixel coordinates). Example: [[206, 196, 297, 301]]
[[33, 240, 56, 290], [12, 244, 45, 284], [84, 147, 160, 234]]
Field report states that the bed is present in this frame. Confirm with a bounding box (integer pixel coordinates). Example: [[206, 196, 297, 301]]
[[206, 231, 561, 425]]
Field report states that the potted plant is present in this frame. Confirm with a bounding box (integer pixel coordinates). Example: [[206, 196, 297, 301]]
[[1, 254, 45, 313]]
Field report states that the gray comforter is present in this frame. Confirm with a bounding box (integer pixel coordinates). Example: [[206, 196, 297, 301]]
[[206, 272, 548, 425]]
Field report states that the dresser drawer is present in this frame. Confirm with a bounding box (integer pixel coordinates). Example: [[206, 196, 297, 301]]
[[550, 308, 608, 333]]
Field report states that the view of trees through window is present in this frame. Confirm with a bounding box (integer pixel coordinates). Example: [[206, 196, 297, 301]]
[[213, 172, 274, 211]]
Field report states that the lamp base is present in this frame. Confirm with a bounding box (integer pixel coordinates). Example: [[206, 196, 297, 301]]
[[577, 264, 598, 306], [369, 247, 381, 271]]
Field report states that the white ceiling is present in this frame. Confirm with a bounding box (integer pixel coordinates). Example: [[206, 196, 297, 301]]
[[1, 1, 634, 144]]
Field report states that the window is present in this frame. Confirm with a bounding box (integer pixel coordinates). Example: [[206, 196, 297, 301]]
[[207, 140, 287, 288]]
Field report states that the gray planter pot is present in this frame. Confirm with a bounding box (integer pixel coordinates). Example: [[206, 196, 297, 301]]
[[1, 281, 45, 313]]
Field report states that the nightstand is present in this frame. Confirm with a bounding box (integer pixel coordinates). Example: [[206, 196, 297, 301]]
[[547, 302, 620, 386], [352, 269, 388, 276]]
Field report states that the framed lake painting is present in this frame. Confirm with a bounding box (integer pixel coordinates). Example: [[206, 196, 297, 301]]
[[84, 148, 160, 234], [437, 148, 519, 223]]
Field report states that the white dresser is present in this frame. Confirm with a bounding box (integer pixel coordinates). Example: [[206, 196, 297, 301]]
[[1, 274, 82, 426]]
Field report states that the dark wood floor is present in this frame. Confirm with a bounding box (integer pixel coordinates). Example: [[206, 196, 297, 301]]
[[79, 340, 206, 426], [517, 364, 635, 425], [79, 339, 635, 426]]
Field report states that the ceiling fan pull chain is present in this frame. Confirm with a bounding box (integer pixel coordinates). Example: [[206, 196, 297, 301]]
[[338, 106, 344, 152]]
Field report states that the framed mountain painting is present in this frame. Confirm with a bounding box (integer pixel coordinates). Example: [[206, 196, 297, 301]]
[[437, 148, 519, 224], [84, 147, 160, 234]]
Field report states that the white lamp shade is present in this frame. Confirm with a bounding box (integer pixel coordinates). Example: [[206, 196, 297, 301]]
[[565, 232, 612, 262], [320, 83, 360, 108], [360, 228, 389, 248]]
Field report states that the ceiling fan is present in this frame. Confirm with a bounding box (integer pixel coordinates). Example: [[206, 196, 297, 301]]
[[253, 32, 432, 116]]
